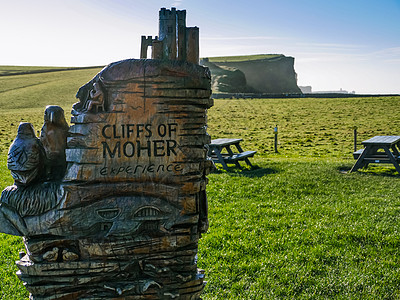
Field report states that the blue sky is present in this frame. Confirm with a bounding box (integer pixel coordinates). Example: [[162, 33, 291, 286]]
[[1, 0, 399, 93]]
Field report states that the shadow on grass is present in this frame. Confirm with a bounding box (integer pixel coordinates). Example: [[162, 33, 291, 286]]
[[212, 164, 279, 178], [337, 164, 400, 177], [337, 165, 352, 174]]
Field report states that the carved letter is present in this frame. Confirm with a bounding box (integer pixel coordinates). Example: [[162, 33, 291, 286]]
[[123, 142, 135, 157], [153, 140, 165, 156], [126, 124, 135, 138], [168, 123, 177, 137], [102, 142, 121, 158], [102, 125, 112, 139], [167, 140, 177, 156], [137, 141, 151, 157], [145, 124, 152, 137], [158, 124, 166, 137]]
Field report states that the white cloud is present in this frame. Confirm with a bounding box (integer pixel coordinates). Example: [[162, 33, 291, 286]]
[[171, 0, 183, 7], [295, 42, 366, 50], [370, 47, 400, 61], [202, 36, 287, 41]]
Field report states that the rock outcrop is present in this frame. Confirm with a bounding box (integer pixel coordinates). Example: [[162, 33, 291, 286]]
[[202, 55, 301, 94]]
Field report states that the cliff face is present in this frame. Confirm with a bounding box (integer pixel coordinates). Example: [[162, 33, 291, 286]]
[[202, 55, 301, 94], [201, 60, 255, 93]]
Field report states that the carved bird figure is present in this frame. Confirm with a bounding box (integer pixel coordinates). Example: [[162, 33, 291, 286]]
[[42, 247, 59, 262], [7, 122, 45, 186], [62, 249, 79, 261], [40, 105, 69, 181]]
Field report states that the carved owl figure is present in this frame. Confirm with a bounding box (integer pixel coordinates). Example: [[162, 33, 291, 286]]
[[40, 105, 69, 181], [7, 122, 45, 186]]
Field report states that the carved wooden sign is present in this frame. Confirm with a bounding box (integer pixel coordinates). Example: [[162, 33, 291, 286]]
[[0, 8, 212, 299], [66, 60, 211, 184]]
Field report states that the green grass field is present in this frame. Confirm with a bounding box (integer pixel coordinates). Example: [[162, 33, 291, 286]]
[[1, 66, 400, 299]]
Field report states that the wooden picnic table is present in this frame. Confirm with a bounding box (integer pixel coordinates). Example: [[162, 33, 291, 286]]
[[208, 138, 256, 171], [350, 135, 400, 174]]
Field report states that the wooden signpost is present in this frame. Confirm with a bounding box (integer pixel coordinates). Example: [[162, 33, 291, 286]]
[[0, 8, 212, 299]]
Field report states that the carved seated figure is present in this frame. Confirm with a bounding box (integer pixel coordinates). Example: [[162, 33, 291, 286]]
[[73, 77, 106, 113], [87, 81, 105, 112]]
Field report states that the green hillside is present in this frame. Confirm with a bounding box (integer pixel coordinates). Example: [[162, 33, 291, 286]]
[[206, 54, 284, 62], [0, 66, 103, 155], [0, 65, 102, 76], [0, 66, 400, 299]]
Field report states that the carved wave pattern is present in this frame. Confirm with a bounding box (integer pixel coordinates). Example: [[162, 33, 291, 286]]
[[134, 206, 161, 218], [97, 208, 121, 220]]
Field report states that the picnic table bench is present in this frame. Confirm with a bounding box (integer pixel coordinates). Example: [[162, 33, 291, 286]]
[[350, 135, 400, 174], [208, 138, 256, 171]]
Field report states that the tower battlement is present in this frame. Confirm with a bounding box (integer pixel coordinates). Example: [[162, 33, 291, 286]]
[[176, 9, 186, 20], [159, 7, 177, 18]]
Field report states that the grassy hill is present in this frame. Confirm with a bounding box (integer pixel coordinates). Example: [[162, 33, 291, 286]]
[[0, 66, 400, 299], [0, 65, 103, 76], [206, 54, 284, 62], [0, 65, 69, 75]]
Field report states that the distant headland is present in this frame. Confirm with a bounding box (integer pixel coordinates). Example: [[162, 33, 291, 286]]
[[201, 54, 301, 95]]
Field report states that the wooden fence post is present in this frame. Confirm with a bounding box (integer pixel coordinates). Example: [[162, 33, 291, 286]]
[[353, 126, 357, 152]]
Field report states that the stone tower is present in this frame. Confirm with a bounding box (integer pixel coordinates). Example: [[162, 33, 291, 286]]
[[141, 7, 200, 64]]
